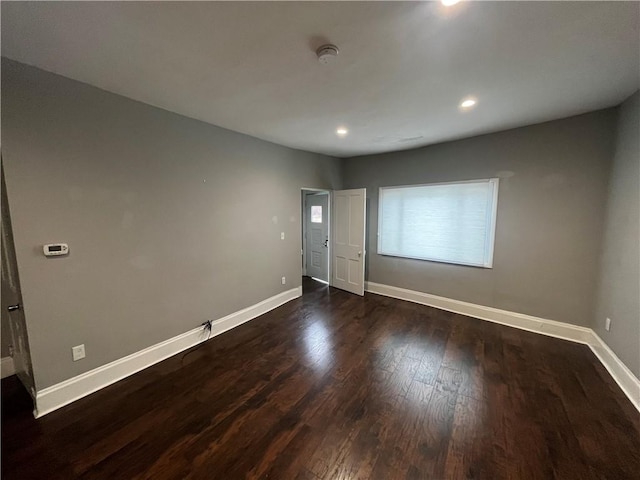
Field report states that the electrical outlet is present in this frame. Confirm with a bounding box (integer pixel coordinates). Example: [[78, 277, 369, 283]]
[[72, 344, 86, 361], [281, 232, 285, 240], [281, 276, 286, 285], [605, 317, 611, 332]]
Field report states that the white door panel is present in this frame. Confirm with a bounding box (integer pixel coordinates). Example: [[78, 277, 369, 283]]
[[1, 166, 35, 397], [331, 188, 366, 296]]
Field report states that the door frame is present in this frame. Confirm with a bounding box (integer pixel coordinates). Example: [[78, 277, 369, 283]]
[[1, 160, 36, 399], [301, 188, 331, 284]]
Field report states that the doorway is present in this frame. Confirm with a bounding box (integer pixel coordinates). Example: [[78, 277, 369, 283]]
[[1, 162, 36, 400], [301, 189, 330, 286], [301, 187, 367, 296]]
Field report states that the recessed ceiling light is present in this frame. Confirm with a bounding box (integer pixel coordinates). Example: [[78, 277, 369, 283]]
[[336, 127, 348, 136], [441, 0, 460, 6], [459, 97, 477, 110]]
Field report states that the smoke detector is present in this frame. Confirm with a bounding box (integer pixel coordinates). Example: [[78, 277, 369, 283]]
[[316, 44, 339, 65]]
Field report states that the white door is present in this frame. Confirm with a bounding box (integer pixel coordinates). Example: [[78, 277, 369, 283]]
[[331, 188, 366, 296], [1, 166, 35, 397], [305, 193, 329, 282]]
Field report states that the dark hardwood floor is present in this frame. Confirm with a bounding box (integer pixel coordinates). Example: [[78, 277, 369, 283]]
[[2, 277, 639, 479]]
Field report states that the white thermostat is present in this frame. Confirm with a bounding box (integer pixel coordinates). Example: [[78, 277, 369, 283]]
[[43, 243, 69, 256]]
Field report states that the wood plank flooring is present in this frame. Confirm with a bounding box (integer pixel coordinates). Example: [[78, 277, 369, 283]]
[[2, 277, 639, 479]]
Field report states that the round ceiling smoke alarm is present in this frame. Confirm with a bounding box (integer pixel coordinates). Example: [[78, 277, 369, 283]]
[[316, 44, 339, 65]]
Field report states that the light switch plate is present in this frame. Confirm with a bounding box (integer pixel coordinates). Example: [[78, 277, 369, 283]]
[[72, 344, 86, 361]]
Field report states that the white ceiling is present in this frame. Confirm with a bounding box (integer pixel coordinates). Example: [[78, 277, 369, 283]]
[[2, 1, 639, 158]]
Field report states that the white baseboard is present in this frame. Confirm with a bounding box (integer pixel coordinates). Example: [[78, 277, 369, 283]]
[[586, 330, 640, 411], [1, 356, 15, 379], [35, 286, 302, 418], [365, 281, 640, 412], [365, 282, 592, 344]]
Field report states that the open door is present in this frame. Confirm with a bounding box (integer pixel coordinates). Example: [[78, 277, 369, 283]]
[[331, 188, 366, 296], [1, 163, 36, 398]]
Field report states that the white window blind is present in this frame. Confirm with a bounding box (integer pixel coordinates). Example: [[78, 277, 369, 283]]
[[378, 179, 499, 268]]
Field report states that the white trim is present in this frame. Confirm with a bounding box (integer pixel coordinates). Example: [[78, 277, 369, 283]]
[[1, 356, 15, 379], [34, 287, 302, 418], [365, 281, 640, 412], [586, 330, 640, 411], [365, 282, 592, 344]]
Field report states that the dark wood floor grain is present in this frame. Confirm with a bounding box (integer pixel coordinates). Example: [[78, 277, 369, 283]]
[[2, 277, 639, 479]]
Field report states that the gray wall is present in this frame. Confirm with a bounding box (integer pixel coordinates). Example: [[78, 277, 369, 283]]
[[1, 59, 342, 390], [344, 110, 617, 327], [594, 91, 640, 377]]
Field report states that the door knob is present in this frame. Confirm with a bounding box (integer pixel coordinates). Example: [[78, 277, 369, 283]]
[[7, 304, 20, 312], [358, 251, 362, 257]]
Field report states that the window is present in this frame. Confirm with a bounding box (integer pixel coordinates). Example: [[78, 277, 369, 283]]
[[378, 179, 499, 268], [311, 206, 322, 223]]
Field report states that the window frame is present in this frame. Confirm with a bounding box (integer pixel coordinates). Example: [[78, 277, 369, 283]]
[[377, 178, 499, 268]]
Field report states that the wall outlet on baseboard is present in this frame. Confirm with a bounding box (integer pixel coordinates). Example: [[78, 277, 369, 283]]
[[72, 344, 86, 361], [281, 276, 286, 285], [605, 317, 611, 332], [281, 232, 285, 240]]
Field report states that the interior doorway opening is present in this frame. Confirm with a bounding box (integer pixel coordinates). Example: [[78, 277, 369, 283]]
[[1, 162, 36, 402], [301, 189, 330, 290]]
